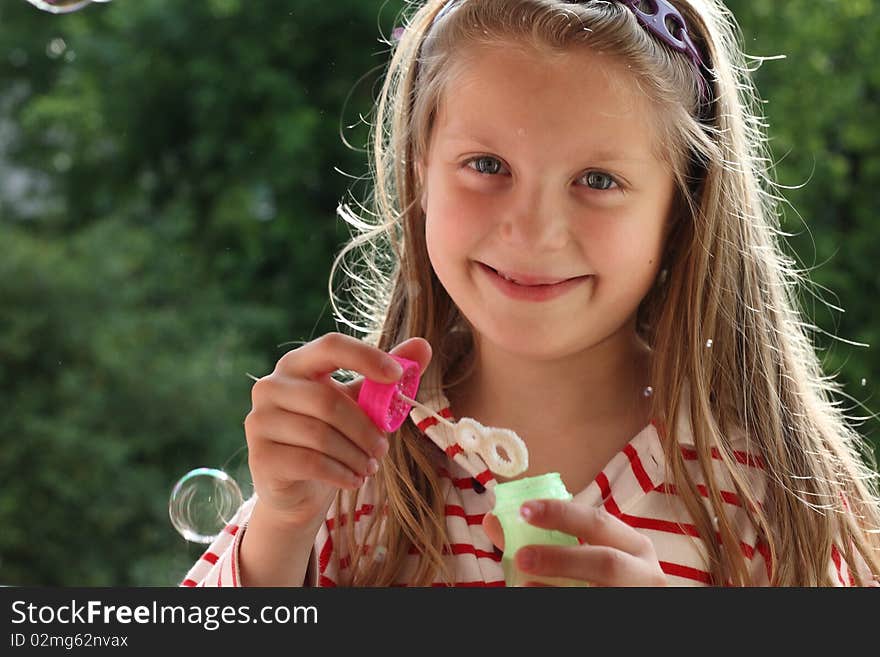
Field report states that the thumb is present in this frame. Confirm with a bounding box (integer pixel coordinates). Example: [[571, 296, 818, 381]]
[[482, 511, 504, 551]]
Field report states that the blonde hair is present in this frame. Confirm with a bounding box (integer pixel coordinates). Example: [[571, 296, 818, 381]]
[[327, 0, 880, 586]]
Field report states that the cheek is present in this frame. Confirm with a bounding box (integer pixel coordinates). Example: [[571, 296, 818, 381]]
[[424, 193, 481, 258], [424, 209, 466, 285], [585, 217, 666, 282]]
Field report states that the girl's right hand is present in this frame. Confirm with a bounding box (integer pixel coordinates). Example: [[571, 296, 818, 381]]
[[244, 333, 432, 530]]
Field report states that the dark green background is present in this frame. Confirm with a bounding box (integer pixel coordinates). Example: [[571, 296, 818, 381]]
[[1, 0, 877, 585]]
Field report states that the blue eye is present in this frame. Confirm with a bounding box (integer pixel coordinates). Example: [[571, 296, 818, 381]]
[[581, 171, 618, 191], [467, 156, 505, 175], [465, 156, 621, 192]]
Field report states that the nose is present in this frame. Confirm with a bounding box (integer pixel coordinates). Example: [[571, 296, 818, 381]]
[[497, 181, 570, 250]]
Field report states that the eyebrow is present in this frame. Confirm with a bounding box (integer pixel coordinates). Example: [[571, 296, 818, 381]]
[[443, 133, 652, 163]]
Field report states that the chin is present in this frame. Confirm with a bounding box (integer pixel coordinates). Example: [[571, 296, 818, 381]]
[[471, 319, 589, 360]]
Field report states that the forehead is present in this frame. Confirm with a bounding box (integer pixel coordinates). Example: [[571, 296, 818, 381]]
[[433, 43, 665, 163]]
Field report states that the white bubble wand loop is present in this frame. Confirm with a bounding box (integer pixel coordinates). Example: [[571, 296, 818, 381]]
[[398, 393, 529, 477]]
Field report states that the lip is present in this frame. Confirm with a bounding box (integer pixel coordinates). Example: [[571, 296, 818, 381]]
[[487, 267, 572, 286], [477, 262, 590, 302]]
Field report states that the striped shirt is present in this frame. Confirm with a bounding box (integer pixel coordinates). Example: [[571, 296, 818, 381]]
[[180, 383, 867, 587]]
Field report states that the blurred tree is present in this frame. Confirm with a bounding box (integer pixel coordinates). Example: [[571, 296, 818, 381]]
[[727, 0, 880, 447], [0, 0, 406, 585]]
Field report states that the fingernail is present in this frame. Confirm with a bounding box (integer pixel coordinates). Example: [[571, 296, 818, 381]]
[[366, 458, 379, 475], [520, 501, 542, 520], [374, 436, 389, 458], [384, 358, 404, 378]]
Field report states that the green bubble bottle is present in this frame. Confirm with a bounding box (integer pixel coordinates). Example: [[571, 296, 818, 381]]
[[492, 472, 582, 587]]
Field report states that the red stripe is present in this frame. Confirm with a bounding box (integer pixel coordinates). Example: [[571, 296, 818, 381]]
[[405, 543, 502, 562], [225, 524, 239, 536], [653, 418, 765, 468], [440, 470, 477, 490], [654, 482, 754, 510], [598, 470, 698, 537], [438, 467, 493, 488], [339, 541, 503, 572], [446, 443, 464, 459], [181, 579, 197, 587], [318, 575, 337, 587], [830, 545, 850, 586], [736, 537, 755, 559], [338, 544, 382, 571], [217, 568, 222, 587], [595, 471, 622, 516], [452, 543, 501, 560], [654, 416, 765, 469], [624, 514, 700, 537], [623, 443, 655, 492], [475, 469, 494, 485], [318, 522, 333, 575], [756, 541, 773, 582], [416, 407, 454, 432], [680, 445, 766, 470], [660, 561, 713, 584], [599, 470, 755, 558], [326, 504, 374, 531], [444, 505, 485, 525], [201, 551, 219, 565]]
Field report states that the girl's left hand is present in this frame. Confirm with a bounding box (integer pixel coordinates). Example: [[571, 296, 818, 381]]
[[483, 499, 668, 586]]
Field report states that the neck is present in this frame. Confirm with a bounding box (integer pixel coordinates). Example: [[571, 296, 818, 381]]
[[446, 327, 653, 449]]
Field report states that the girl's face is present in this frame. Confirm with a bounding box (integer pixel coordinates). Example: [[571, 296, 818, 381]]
[[420, 44, 677, 360]]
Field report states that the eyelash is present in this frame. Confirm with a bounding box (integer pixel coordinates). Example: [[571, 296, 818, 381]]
[[464, 155, 623, 192]]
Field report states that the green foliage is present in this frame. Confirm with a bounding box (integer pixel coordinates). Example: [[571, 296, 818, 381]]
[[0, 0, 877, 585], [727, 0, 880, 443], [0, 0, 406, 585]]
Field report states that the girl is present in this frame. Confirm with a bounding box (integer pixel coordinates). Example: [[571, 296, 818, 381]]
[[181, 0, 880, 587]]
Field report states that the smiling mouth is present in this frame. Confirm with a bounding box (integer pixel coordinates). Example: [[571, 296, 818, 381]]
[[481, 263, 588, 287]]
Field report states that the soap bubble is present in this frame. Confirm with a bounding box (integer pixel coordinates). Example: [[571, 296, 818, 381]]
[[705, 339, 713, 348], [169, 468, 243, 544], [26, 0, 111, 14], [862, 378, 867, 387], [643, 386, 654, 397]]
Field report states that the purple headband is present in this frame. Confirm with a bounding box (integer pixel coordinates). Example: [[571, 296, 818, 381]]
[[422, 0, 710, 104]]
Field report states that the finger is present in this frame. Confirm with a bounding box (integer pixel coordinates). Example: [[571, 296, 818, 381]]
[[515, 544, 661, 587], [249, 441, 365, 492], [276, 332, 409, 388], [245, 407, 379, 479], [251, 377, 389, 461], [336, 336, 434, 401], [520, 499, 652, 556], [481, 512, 504, 550]]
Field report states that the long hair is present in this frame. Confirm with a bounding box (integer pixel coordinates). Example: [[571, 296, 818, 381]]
[[327, 0, 880, 585]]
